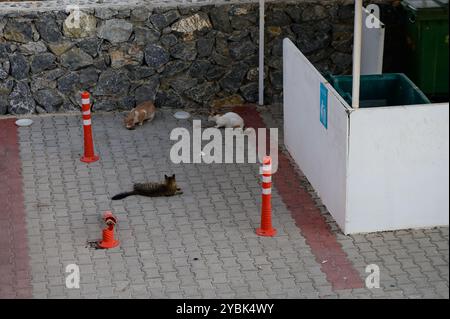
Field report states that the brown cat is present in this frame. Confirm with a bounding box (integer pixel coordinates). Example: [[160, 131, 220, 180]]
[[124, 101, 156, 130], [111, 174, 182, 200]]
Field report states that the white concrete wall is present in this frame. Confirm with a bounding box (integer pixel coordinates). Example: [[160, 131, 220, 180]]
[[347, 104, 450, 233], [361, 7, 385, 75], [283, 38, 350, 229]]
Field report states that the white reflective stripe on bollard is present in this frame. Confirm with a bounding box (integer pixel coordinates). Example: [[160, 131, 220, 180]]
[[262, 188, 272, 195], [82, 110, 91, 116], [262, 176, 272, 183], [82, 99, 90, 104], [83, 119, 91, 126]]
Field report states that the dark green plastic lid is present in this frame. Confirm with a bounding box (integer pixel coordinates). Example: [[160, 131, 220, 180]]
[[402, 0, 449, 20], [403, 0, 448, 10]]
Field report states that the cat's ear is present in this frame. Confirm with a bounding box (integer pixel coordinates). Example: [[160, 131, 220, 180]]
[[172, 174, 175, 178], [164, 174, 168, 179]]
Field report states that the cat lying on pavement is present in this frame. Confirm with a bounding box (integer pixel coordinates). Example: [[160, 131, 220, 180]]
[[111, 174, 182, 200]]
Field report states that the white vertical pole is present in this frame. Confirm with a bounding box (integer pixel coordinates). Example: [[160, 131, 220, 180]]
[[259, 0, 265, 106], [352, 0, 363, 109]]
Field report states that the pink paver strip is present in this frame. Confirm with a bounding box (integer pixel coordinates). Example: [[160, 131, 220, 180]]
[[234, 105, 365, 290], [0, 118, 32, 299]]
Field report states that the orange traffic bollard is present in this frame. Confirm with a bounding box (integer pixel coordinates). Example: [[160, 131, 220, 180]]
[[256, 156, 277, 237], [98, 211, 119, 249], [80, 91, 99, 163]]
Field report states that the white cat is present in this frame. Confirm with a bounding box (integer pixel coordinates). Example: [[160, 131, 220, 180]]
[[208, 111, 245, 129]]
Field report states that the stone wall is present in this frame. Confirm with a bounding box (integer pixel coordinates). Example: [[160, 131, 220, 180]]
[[1, 0, 392, 115]]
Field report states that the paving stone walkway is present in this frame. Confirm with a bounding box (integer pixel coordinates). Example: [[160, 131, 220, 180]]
[[0, 105, 448, 299]]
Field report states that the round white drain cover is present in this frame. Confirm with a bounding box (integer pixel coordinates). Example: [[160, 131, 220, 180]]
[[15, 119, 33, 127], [173, 111, 191, 120]]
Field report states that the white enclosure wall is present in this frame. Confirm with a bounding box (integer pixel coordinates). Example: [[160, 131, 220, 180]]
[[283, 38, 450, 234], [347, 104, 450, 233], [361, 7, 385, 75], [283, 39, 350, 228]]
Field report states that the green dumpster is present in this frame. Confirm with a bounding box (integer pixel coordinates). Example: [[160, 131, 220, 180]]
[[328, 73, 431, 107], [402, 0, 449, 98]]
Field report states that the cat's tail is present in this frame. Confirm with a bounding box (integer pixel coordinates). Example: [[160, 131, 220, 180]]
[[111, 191, 137, 200]]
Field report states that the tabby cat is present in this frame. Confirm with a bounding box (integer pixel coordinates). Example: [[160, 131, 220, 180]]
[[111, 174, 182, 200]]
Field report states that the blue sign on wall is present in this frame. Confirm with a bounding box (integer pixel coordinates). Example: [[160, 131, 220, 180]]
[[320, 83, 328, 129]]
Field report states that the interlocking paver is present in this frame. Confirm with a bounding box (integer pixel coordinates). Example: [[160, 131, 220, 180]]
[[259, 104, 449, 298], [0, 105, 446, 299]]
